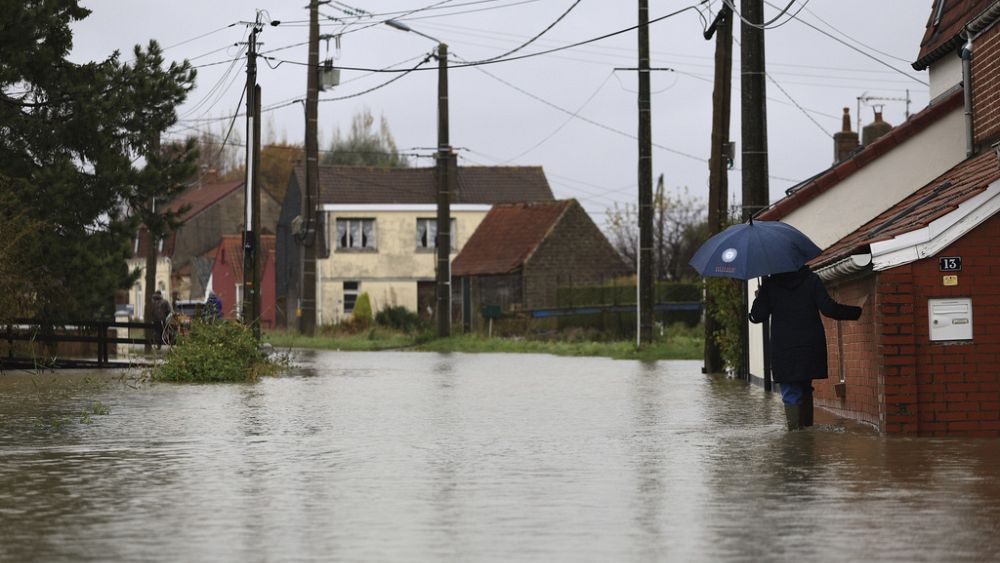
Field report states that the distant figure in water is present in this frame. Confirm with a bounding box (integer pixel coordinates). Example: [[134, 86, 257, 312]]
[[749, 265, 862, 430]]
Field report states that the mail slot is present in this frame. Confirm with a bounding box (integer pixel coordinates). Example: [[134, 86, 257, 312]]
[[928, 298, 973, 341]]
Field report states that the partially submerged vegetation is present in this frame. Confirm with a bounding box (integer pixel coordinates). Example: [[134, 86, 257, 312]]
[[154, 321, 284, 383]]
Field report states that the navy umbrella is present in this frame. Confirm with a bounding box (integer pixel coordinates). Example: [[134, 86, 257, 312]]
[[688, 220, 822, 280]]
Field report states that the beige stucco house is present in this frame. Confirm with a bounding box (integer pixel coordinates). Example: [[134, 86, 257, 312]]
[[276, 165, 555, 326]]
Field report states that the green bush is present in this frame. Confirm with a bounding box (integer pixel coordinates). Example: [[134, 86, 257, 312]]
[[352, 293, 372, 327], [706, 277, 743, 374], [153, 320, 279, 383], [375, 305, 425, 332]]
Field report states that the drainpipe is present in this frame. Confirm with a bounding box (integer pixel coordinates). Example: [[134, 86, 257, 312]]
[[962, 35, 973, 158]]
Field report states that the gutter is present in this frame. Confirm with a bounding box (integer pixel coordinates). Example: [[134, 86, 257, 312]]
[[962, 36, 974, 158], [815, 253, 872, 282]]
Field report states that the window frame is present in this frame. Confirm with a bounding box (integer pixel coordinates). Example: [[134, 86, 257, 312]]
[[334, 218, 378, 252], [415, 218, 457, 251]]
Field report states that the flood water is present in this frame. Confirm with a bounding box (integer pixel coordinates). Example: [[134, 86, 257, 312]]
[[2, 350, 1000, 562]]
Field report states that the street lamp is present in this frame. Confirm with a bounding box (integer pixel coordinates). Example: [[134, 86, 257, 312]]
[[387, 20, 454, 338]]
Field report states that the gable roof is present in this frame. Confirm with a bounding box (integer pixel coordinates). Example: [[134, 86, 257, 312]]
[[293, 165, 554, 205], [758, 90, 963, 222], [914, 0, 1000, 70], [452, 200, 573, 277], [813, 149, 1000, 273], [169, 179, 245, 221]]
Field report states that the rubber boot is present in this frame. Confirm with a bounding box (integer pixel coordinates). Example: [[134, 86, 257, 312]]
[[802, 387, 814, 428], [784, 404, 802, 431]]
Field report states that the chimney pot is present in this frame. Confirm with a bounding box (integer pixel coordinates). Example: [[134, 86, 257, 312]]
[[833, 107, 860, 163]]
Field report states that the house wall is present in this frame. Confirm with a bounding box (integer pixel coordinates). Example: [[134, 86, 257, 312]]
[[815, 274, 881, 429], [750, 107, 967, 378], [884, 214, 1000, 436], [172, 189, 281, 299], [929, 53, 962, 102], [972, 21, 1000, 146], [463, 273, 524, 332], [318, 207, 488, 324], [521, 203, 630, 310]]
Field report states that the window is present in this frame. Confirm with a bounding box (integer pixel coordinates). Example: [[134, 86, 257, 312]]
[[343, 281, 359, 314], [335, 218, 376, 250], [416, 218, 457, 250]]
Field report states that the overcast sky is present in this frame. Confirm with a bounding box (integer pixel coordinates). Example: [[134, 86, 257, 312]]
[[70, 1, 933, 226]]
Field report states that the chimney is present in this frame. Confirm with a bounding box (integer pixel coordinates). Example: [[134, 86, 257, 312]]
[[833, 107, 859, 163], [862, 107, 893, 146]]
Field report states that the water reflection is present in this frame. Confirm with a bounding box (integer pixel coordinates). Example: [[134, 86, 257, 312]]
[[2, 352, 1000, 561]]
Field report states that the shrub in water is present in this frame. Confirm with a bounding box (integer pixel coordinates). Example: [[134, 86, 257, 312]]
[[153, 320, 277, 383]]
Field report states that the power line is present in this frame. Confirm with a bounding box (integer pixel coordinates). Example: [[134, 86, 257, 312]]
[[761, 0, 928, 86], [253, 4, 710, 73], [448, 0, 582, 65]]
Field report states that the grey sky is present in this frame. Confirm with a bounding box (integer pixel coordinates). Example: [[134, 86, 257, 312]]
[[71, 1, 932, 225]]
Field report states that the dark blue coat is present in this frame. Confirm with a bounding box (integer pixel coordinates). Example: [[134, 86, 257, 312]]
[[748, 266, 862, 383]]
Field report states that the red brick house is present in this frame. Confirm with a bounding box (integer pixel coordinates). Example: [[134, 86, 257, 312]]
[[755, 1, 1000, 435], [209, 234, 277, 328], [451, 199, 630, 331]]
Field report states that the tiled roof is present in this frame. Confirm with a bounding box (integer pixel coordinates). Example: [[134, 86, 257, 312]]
[[914, 0, 999, 70], [293, 165, 555, 205], [169, 179, 244, 221], [217, 234, 276, 281], [133, 229, 177, 259], [758, 90, 963, 222], [452, 200, 573, 276], [132, 179, 245, 258], [812, 149, 1000, 268]]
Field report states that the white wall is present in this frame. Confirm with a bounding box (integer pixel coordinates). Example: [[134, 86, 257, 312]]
[[929, 55, 963, 102]]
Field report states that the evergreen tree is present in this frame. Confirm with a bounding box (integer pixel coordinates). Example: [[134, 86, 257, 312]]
[[0, 1, 197, 321]]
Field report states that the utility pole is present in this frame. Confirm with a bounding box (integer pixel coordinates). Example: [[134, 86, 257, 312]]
[[436, 43, 453, 338], [637, 0, 654, 346], [741, 0, 769, 220], [703, 4, 733, 374], [300, 0, 323, 336], [243, 15, 263, 338], [741, 0, 769, 382]]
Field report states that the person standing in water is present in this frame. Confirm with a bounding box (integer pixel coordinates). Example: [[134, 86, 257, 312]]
[[749, 265, 862, 430]]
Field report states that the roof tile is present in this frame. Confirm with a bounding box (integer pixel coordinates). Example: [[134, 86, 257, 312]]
[[451, 200, 573, 276]]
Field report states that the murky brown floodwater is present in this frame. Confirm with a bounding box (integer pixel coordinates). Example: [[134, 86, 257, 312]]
[[2, 350, 1000, 562]]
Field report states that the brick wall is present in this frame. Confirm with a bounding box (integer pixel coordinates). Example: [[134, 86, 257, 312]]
[[972, 22, 1000, 147], [904, 214, 1000, 436], [876, 266, 919, 434], [819, 274, 881, 429], [522, 201, 629, 310]]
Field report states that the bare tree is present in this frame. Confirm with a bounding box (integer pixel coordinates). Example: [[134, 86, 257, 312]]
[[605, 174, 708, 281]]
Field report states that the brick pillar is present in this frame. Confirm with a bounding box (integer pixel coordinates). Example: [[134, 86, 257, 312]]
[[878, 267, 918, 433]]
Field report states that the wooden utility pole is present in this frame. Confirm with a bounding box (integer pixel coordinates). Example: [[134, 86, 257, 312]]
[[740, 0, 769, 382], [703, 4, 733, 374], [142, 140, 159, 353], [300, 0, 321, 336], [436, 43, 453, 338], [740, 0, 769, 220], [242, 17, 262, 337], [637, 0, 654, 346]]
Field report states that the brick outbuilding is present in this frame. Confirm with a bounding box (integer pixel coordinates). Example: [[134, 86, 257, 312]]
[[451, 199, 630, 330]]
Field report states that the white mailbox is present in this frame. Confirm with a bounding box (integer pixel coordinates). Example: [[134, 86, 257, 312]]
[[928, 298, 973, 341]]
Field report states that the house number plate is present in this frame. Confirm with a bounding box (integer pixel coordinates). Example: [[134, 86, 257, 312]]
[[939, 256, 962, 272]]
